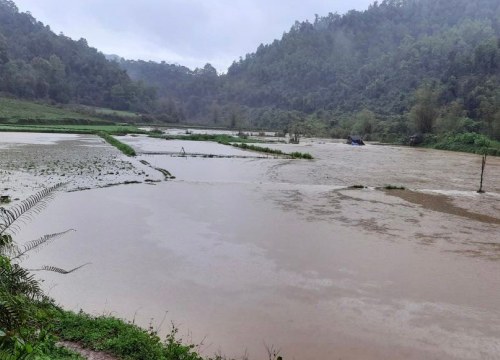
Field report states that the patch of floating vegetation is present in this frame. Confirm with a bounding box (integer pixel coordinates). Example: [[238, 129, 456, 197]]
[[382, 185, 407, 190], [348, 185, 367, 189]]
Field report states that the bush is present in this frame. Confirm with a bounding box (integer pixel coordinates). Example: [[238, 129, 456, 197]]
[[423, 132, 499, 156]]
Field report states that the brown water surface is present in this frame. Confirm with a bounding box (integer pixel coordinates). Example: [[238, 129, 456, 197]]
[[4, 134, 500, 360]]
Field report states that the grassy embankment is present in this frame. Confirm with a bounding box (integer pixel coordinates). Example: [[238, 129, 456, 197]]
[[0, 296, 207, 360], [54, 310, 205, 360], [0, 98, 108, 124], [232, 142, 314, 159], [0, 98, 143, 156], [162, 134, 314, 159], [0, 123, 141, 157], [0, 123, 142, 134], [160, 133, 260, 143], [98, 132, 137, 156]]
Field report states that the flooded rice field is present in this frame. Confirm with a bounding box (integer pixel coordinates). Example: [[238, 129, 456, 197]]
[[140, 127, 276, 137], [2, 132, 500, 360], [0, 133, 161, 198]]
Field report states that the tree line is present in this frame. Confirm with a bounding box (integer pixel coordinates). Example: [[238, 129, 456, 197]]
[[0, 0, 156, 112]]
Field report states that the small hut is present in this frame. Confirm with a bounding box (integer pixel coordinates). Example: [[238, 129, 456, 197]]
[[347, 135, 365, 146]]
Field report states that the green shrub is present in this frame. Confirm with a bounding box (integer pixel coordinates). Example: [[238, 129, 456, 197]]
[[290, 151, 313, 159], [422, 132, 499, 156]]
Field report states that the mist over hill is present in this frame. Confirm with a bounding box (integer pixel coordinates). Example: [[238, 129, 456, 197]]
[[119, 0, 500, 141]]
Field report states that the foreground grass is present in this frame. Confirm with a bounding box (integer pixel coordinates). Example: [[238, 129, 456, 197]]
[[54, 310, 204, 360], [0, 300, 207, 360], [0, 186, 213, 360]]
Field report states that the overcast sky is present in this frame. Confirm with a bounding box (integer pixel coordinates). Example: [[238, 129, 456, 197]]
[[14, 0, 374, 72]]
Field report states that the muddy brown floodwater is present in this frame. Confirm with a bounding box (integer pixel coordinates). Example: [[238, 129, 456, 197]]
[[2, 133, 500, 360]]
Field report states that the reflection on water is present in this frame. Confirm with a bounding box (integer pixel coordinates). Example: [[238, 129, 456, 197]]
[[12, 135, 500, 360]]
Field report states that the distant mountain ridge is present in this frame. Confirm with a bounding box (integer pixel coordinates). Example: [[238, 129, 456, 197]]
[[119, 0, 500, 140]]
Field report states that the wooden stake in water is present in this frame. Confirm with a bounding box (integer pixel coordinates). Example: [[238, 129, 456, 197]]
[[478, 153, 487, 193]]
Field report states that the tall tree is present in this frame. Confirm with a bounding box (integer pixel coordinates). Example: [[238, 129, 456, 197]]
[[410, 84, 440, 133]]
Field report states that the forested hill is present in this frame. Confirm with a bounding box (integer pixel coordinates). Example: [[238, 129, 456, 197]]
[[0, 0, 155, 111], [120, 0, 500, 141], [2, 0, 499, 141], [226, 0, 500, 114]]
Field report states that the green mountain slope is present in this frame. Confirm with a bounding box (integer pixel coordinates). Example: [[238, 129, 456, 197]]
[[0, 0, 156, 112], [120, 0, 500, 141]]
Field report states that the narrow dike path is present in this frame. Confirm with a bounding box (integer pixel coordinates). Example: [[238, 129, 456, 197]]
[[58, 341, 120, 360]]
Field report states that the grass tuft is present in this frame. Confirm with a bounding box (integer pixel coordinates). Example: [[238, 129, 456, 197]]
[[383, 185, 406, 190], [0, 98, 105, 124], [289, 151, 314, 159], [349, 185, 366, 189]]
